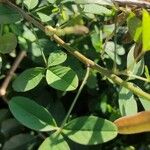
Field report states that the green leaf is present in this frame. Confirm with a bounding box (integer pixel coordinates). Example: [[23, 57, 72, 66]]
[[104, 42, 125, 65], [23, 26, 36, 42], [46, 66, 78, 91], [0, 4, 22, 24], [48, 0, 56, 4], [0, 33, 17, 54], [119, 87, 137, 116], [48, 50, 67, 67], [0, 109, 10, 124], [83, 4, 112, 16], [91, 31, 102, 52], [142, 9, 150, 51], [3, 134, 36, 150], [62, 116, 118, 145], [75, 0, 113, 6], [39, 132, 70, 150], [144, 65, 150, 81], [13, 67, 44, 92], [139, 97, 150, 111], [127, 45, 144, 78], [37, 12, 52, 22], [23, 0, 39, 10], [127, 12, 142, 42], [9, 96, 57, 131]]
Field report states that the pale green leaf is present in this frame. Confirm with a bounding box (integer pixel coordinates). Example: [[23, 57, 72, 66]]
[[23, 0, 39, 10], [12, 67, 44, 92], [91, 32, 102, 52], [9, 96, 57, 131], [0, 33, 17, 54], [104, 42, 125, 65], [23, 26, 36, 42], [39, 132, 70, 150], [48, 50, 67, 67], [63, 116, 118, 145], [119, 87, 137, 116], [127, 45, 144, 79], [142, 9, 150, 51], [139, 97, 150, 111], [46, 66, 78, 91], [48, 0, 56, 4], [37, 12, 52, 22], [75, 0, 113, 6], [83, 4, 112, 16]]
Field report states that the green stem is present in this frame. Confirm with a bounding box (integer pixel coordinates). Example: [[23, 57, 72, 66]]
[[59, 66, 90, 130], [113, 16, 118, 72], [0, 24, 3, 36], [118, 71, 150, 83]]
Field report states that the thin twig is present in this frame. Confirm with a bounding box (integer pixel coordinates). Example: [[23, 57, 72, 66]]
[[59, 66, 90, 131], [0, 51, 26, 97], [113, 0, 150, 8]]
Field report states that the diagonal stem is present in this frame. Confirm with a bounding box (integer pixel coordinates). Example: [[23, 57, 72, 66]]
[[3, 0, 150, 101], [59, 66, 90, 131]]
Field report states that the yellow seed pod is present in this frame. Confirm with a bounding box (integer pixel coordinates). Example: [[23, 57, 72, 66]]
[[114, 111, 150, 134]]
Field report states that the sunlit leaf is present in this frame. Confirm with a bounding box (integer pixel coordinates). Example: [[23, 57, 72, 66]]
[[23, 0, 39, 10], [63, 116, 118, 145], [75, 0, 113, 6], [48, 50, 67, 67], [13, 67, 45, 92], [39, 132, 70, 150], [139, 97, 150, 111], [46, 66, 78, 91], [142, 9, 150, 51], [83, 4, 112, 16], [119, 87, 137, 116]]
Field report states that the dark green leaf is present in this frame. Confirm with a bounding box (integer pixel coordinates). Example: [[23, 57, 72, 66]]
[[0, 109, 10, 124], [0, 33, 17, 54], [0, 4, 22, 24], [127, 12, 142, 42], [1, 118, 23, 138], [9, 96, 57, 131], [2, 134, 36, 150]]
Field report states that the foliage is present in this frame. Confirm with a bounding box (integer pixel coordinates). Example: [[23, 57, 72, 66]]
[[0, 0, 150, 150]]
